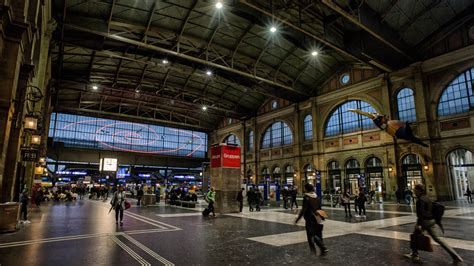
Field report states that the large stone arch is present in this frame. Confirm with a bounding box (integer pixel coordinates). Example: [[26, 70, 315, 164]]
[[430, 63, 474, 119]]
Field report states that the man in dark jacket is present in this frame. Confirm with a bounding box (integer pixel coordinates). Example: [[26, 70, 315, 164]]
[[20, 188, 30, 224], [405, 184, 463, 264], [236, 188, 244, 212], [295, 183, 328, 255], [247, 187, 255, 212], [137, 187, 144, 206]]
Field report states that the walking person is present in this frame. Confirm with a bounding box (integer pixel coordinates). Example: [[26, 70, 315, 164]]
[[206, 187, 216, 217], [136, 186, 144, 206], [247, 187, 255, 211], [357, 191, 367, 218], [255, 188, 263, 211], [466, 187, 472, 203], [282, 187, 289, 209], [354, 191, 359, 216], [340, 189, 352, 217], [110, 186, 127, 225], [290, 186, 298, 210], [236, 188, 244, 212], [295, 183, 329, 256], [404, 184, 463, 264], [20, 188, 30, 224], [395, 187, 402, 205]]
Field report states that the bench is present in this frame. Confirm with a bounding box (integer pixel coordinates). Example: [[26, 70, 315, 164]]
[[175, 200, 196, 208]]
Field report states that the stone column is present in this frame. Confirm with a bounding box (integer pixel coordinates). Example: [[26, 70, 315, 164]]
[[0, 40, 23, 202], [210, 144, 240, 214]]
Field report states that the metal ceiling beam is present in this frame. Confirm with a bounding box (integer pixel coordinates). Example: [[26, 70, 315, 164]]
[[107, 0, 117, 33], [143, 0, 158, 42], [398, 0, 441, 33], [319, 0, 414, 62], [87, 51, 96, 82], [380, 0, 400, 23], [63, 23, 305, 96], [176, 0, 198, 53], [231, 23, 254, 68], [239, 0, 363, 63], [55, 106, 210, 131]]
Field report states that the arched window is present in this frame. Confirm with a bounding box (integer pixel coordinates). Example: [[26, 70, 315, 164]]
[[397, 88, 416, 122], [303, 115, 313, 141], [325, 100, 377, 137], [261, 121, 293, 149], [438, 68, 474, 117], [247, 130, 254, 150], [223, 134, 240, 146]]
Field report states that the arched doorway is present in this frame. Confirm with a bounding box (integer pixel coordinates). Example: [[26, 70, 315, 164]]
[[345, 159, 360, 194], [327, 161, 341, 193], [402, 154, 423, 190], [284, 165, 294, 187], [446, 149, 473, 200], [365, 157, 383, 193], [303, 164, 315, 188]]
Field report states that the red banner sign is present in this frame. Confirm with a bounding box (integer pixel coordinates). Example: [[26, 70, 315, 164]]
[[211, 146, 222, 168], [222, 145, 241, 168], [210, 145, 241, 168]]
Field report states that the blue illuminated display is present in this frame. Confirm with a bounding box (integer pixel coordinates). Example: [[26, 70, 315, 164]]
[[49, 113, 208, 158]]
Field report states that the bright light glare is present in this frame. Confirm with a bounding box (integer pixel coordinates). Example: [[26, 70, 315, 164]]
[[202, 106, 207, 111], [92, 85, 98, 90], [162, 59, 168, 64], [311, 51, 318, 56], [135, 89, 140, 93], [270, 26, 277, 33], [206, 70, 212, 76], [215, 2, 223, 9]]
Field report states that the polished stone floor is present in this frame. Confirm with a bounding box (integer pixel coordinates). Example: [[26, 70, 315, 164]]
[[0, 198, 473, 266]]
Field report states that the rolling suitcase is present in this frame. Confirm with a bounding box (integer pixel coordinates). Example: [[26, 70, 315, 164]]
[[202, 208, 210, 216]]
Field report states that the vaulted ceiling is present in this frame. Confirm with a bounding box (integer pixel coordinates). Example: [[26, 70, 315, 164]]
[[51, 0, 474, 131]]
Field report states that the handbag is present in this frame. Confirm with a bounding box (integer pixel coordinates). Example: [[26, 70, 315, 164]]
[[410, 231, 433, 252], [312, 210, 328, 224], [124, 200, 131, 210]]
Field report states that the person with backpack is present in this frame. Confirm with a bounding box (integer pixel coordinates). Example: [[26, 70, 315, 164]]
[[404, 184, 463, 264], [295, 183, 329, 256]]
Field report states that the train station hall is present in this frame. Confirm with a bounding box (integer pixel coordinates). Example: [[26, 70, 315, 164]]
[[1, 0, 474, 265]]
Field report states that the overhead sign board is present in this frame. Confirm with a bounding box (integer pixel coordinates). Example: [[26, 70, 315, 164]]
[[21, 149, 38, 162], [210, 144, 240, 169]]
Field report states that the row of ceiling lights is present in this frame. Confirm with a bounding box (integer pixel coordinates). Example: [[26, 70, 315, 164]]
[[89, 1, 315, 115], [90, 84, 209, 111], [215, 1, 319, 57]]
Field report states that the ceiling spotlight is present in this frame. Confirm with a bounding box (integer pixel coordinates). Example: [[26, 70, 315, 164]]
[[215, 1, 223, 9], [311, 51, 318, 56], [202, 106, 207, 111], [92, 85, 98, 90], [162, 59, 169, 64], [270, 26, 277, 33], [206, 70, 212, 76]]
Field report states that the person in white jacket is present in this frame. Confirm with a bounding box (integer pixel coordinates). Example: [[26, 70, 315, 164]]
[[111, 186, 126, 225]]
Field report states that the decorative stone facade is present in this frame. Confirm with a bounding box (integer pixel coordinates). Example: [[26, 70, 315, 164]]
[[212, 45, 474, 201]]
